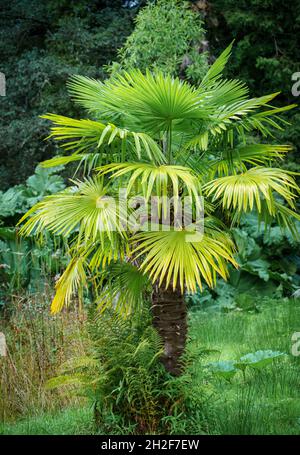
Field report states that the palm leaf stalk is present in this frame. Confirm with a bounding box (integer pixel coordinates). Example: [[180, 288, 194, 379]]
[[19, 43, 300, 375]]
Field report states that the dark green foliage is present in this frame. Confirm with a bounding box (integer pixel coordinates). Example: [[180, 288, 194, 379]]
[[0, 166, 67, 305], [205, 0, 300, 160], [0, 228, 68, 306], [0, 1, 135, 189], [207, 1, 300, 96], [233, 213, 300, 291], [0, 166, 65, 220]]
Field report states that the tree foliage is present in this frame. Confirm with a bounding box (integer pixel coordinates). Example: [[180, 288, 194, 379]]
[[0, 0, 135, 189], [113, 0, 208, 83], [205, 0, 300, 164]]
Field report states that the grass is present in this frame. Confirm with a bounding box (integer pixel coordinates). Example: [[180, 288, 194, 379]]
[[0, 406, 94, 435], [0, 292, 87, 422], [1, 296, 300, 435], [189, 297, 300, 435]]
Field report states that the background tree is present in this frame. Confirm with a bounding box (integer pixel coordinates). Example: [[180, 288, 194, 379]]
[[0, 0, 135, 189], [112, 0, 208, 83], [204, 0, 300, 167]]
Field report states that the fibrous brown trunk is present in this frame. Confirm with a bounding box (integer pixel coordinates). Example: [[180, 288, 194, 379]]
[[151, 283, 187, 376]]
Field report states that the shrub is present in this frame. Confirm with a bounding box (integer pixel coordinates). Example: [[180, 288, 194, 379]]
[[112, 0, 208, 83]]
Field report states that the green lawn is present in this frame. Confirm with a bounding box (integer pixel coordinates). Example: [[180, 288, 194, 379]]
[[190, 297, 300, 434]]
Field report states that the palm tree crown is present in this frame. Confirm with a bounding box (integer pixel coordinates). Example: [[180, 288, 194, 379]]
[[19, 43, 300, 319]]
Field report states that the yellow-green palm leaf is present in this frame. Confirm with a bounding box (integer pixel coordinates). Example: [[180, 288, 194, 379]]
[[204, 167, 299, 215], [131, 227, 237, 293], [18, 177, 125, 242], [208, 144, 292, 178], [98, 162, 201, 199], [40, 114, 165, 166], [68, 70, 211, 132], [51, 255, 87, 314]]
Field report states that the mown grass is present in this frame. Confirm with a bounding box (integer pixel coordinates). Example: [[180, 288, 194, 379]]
[[1, 297, 300, 435], [189, 297, 300, 435]]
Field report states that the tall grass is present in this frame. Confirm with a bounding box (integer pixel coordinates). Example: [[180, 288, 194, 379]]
[[0, 289, 86, 422]]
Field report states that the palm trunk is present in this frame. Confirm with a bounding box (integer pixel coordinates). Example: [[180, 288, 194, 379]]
[[151, 283, 187, 376]]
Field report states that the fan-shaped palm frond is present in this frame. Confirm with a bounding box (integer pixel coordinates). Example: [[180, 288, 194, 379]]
[[131, 226, 237, 293], [68, 70, 211, 132], [204, 167, 299, 215], [202, 78, 249, 110], [88, 236, 129, 270], [18, 177, 126, 242], [98, 162, 202, 217], [95, 262, 150, 316], [207, 92, 282, 132], [185, 98, 296, 152], [208, 144, 292, 178], [40, 114, 165, 166], [66, 75, 105, 113], [99, 162, 201, 198], [210, 103, 296, 146], [181, 143, 292, 181]]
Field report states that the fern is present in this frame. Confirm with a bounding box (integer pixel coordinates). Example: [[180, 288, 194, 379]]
[[46, 305, 214, 434]]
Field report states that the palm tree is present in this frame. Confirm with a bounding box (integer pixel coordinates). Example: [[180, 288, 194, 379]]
[[19, 43, 300, 375]]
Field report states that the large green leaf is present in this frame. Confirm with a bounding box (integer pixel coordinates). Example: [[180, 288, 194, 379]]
[[235, 350, 285, 370], [207, 360, 238, 380]]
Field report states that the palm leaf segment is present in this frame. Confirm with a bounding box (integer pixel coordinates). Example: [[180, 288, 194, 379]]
[[67, 70, 211, 131], [18, 177, 126, 243], [51, 255, 87, 314], [41, 114, 165, 168], [204, 167, 300, 215], [131, 226, 237, 293], [194, 42, 297, 148], [95, 262, 150, 316], [206, 144, 292, 178], [98, 162, 202, 214]]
